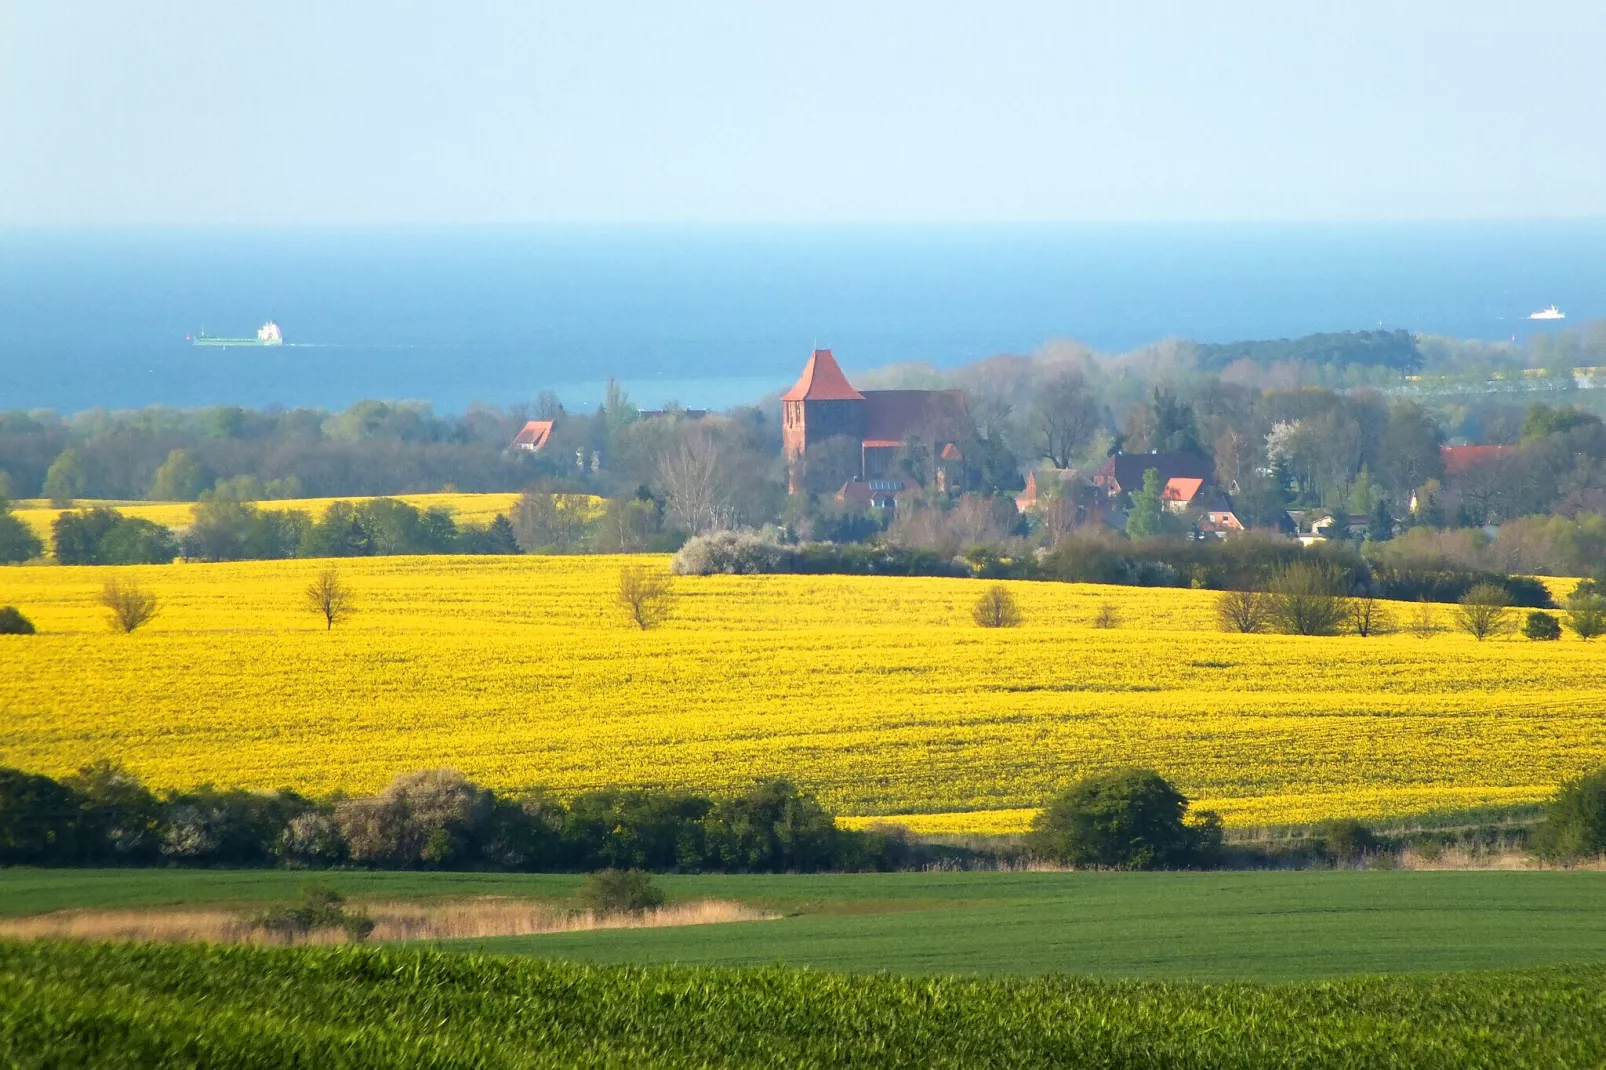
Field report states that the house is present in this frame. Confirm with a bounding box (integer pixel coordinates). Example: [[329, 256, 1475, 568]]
[[1196, 510, 1246, 538], [782, 349, 969, 489], [510, 420, 554, 452], [837, 478, 907, 510], [1015, 468, 1110, 529], [1160, 477, 1206, 514], [1441, 444, 1511, 476], [1090, 451, 1215, 501]]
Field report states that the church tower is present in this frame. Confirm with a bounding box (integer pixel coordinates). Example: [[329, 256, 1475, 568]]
[[780, 349, 866, 462]]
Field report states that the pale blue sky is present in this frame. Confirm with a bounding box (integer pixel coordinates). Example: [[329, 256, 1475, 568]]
[[4, 1, 1603, 224]]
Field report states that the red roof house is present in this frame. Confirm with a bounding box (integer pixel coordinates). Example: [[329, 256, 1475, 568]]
[[511, 420, 554, 452], [1441, 444, 1511, 476]]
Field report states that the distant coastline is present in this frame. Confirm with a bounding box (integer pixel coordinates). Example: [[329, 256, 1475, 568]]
[[1, 221, 1600, 413]]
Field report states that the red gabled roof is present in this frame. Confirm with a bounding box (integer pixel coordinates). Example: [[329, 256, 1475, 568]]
[[512, 420, 554, 449], [1161, 477, 1204, 503], [781, 349, 864, 402], [940, 442, 963, 461], [1441, 444, 1510, 476]]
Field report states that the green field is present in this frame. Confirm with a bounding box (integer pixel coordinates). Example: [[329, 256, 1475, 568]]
[[8, 868, 1606, 982], [2, 940, 1602, 1068]]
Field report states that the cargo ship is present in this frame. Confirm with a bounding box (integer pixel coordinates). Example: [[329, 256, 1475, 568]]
[[189, 321, 284, 346]]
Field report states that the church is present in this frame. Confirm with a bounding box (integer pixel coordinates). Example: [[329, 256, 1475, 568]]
[[780, 349, 968, 490]]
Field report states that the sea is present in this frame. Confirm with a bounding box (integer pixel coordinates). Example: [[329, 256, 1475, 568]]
[[1, 222, 1602, 414]]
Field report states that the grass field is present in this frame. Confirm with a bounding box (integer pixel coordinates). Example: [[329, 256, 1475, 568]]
[[2, 940, 1602, 1068], [8, 868, 1606, 982], [3, 555, 1604, 829], [10, 492, 524, 540]]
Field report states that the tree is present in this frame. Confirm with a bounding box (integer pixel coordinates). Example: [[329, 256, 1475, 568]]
[[305, 568, 354, 630], [1268, 561, 1347, 636], [657, 431, 729, 536], [1031, 369, 1101, 469], [1454, 583, 1513, 641], [1215, 589, 1273, 633], [1406, 599, 1440, 639], [1565, 589, 1606, 640], [1345, 595, 1396, 637], [1124, 468, 1165, 538], [617, 566, 674, 630], [1524, 612, 1562, 641], [971, 584, 1023, 628], [0, 606, 36, 635], [0, 498, 44, 564], [579, 869, 665, 914], [42, 448, 86, 507], [100, 577, 158, 633], [1530, 766, 1606, 863], [1026, 767, 1210, 870], [1367, 496, 1395, 542], [514, 491, 592, 552], [148, 448, 210, 501]]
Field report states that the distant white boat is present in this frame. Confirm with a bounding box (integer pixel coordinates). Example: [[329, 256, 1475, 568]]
[[1528, 305, 1565, 321]]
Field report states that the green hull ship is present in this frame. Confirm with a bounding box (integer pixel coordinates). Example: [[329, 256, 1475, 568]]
[[189, 321, 283, 347]]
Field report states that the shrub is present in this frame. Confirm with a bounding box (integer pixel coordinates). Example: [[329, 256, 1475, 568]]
[[972, 585, 1022, 628], [1565, 590, 1606, 640], [1092, 602, 1119, 629], [671, 530, 795, 575], [1406, 599, 1439, 639], [1320, 819, 1380, 863], [617, 566, 675, 629], [0, 606, 35, 635], [1215, 589, 1272, 633], [1524, 612, 1562, 641], [249, 884, 374, 942], [1026, 768, 1211, 870], [1531, 768, 1606, 863], [100, 578, 158, 633], [580, 868, 665, 914], [334, 769, 494, 868], [1267, 562, 1347, 636], [1454, 583, 1513, 641]]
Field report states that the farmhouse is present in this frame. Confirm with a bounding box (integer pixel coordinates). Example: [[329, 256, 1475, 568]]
[[781, 349, 969, 489], [510, 420, 554, 452]]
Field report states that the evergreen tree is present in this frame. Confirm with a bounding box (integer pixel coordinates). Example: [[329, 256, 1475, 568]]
[[1125, 468, 1165, 538]]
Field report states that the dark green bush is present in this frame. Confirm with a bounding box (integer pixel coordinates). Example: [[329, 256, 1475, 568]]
[[1027, 768, 1215, 870], [1320, 819, 1381, 863], [580, 868, 665, 914], [249, 884, 374, 941], [1531, 768, 1606, 863], [0, 606, 35, 634], [1524, 611, 1562, 641]]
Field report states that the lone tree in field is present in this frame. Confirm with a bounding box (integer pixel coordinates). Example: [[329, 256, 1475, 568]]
[[972, 584, 1023, 628], [1406, 599, 1440, 639], [1344, 593, 1396, 638], [1524, 611, 1562, 641], [305, 568, 354, 631], [1267, 561, 1347, 636], [1027, 767, 1219, 870], [617, 566, 675, 630], [100, 577, 158, 633], [1565, 585, 1606, 640], [1454, 583, 1513, 641], [1215, 589, 1272, 633], [0, 606, 36, 635]]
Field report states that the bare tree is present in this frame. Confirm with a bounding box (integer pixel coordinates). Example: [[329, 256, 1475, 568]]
[[617, 566, 675, 630], [101, 577, 158, 633], [1345, 595, 1396, 638], [1092, 602, 1119, 629], [1406, 599, 1440, 639], [1031, 370, 1101, 469], [515, 491, 591, 552], [657, 431, 729, 536], [972, 585, 1023, 628], [1454, 583, 1513, 641], [1215, 589, 1273, 634], [305, 568, 355, 631], [1267, 563, 1347, 636]]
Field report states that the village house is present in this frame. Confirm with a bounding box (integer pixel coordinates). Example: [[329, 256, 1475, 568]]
[[1090, 451, 1215, 503], [510, 419, 554, 452]]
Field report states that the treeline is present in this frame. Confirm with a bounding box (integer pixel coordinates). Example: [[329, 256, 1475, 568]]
[[672, 529, 1556, 607], [0, 765, 905, 873], [1193, 329, 1424, 373]]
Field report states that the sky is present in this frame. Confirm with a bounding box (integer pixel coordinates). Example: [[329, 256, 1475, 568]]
[[4, 1, 1605, 225]]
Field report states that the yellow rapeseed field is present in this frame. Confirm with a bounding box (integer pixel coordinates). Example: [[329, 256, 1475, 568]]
[[3, 555, 1603, 830], [12, 494, 524, 541]]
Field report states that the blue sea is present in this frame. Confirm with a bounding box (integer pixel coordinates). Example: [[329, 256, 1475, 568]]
[[2, 222, 1601, 414]]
